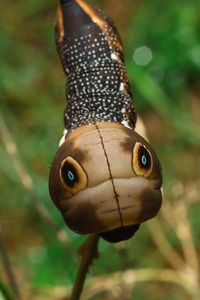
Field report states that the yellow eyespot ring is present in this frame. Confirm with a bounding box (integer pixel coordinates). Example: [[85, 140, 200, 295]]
[[59, 156, 88, 195], [132, 142, 153, 177]]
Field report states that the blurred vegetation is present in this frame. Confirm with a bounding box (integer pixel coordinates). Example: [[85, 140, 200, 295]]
[[0, 0, 200, 299]]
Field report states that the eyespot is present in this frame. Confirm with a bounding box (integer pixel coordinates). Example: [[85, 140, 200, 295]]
[[59, 156, 88, 194], [132, 142, 153, 177]]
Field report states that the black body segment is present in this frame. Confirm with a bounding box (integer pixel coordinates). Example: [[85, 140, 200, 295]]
[[99, 224, 140, 243], [56, 0, 137, 132]]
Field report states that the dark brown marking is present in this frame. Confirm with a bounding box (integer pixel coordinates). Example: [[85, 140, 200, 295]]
[[56, 138, 90, 165], [95, 124, 123, 227], [120, 205, 136, 211], [72, 148, 90, 164], [83, 141, 102, 147], [101, 208, 118, 214], [120, 137, 133, 153]]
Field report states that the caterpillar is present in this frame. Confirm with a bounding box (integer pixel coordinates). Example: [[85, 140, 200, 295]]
[[49, 0, 162, 243]]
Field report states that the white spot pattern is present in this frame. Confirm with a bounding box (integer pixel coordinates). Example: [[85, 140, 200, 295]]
[[57, 5, 136, 132]]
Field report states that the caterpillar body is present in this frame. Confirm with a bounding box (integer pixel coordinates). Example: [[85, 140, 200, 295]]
[[49, 0, 162, 243]]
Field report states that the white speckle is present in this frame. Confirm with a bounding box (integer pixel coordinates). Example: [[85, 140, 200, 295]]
[[59, 129, 68, 147], [61, 28, 137, 131], [111, 53, 118, 60], [119, 82, 125, 91], [121, 120, 132, 129]]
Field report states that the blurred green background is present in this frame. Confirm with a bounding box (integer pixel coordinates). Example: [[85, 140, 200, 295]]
[[0, 0, 200, 299]]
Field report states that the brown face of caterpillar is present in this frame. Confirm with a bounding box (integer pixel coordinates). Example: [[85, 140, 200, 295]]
[[49, 122, 162, 236]]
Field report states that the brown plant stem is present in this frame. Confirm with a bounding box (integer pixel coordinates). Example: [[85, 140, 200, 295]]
[[70, 234, 99, 300], [82, 268, 200, 299], [175, 201, 199, 279], [0, 233, 20, 300], [147, 219, 186, 270], [161, 197, 199, 277]]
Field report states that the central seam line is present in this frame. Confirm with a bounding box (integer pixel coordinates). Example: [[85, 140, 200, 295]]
[[95, 124, 123, 227]]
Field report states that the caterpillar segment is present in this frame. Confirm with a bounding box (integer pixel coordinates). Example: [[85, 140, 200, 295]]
[[49, 0, 162, 243]]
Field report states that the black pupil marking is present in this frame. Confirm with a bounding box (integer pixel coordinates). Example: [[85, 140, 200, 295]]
[[138, 146, 151, 169], [61, 161, 78, 187]]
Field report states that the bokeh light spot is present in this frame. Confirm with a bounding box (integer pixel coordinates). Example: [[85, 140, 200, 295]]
[[133, 46, 153, 66]]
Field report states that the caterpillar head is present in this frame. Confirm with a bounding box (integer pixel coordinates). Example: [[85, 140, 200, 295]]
[[49, 122, 162, 242]]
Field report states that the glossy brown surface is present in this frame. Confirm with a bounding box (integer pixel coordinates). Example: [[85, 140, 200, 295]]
[[49, 122, 162, 235], [49, 0, 163, 241]]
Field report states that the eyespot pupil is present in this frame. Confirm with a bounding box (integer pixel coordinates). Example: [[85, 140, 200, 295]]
[[141, 154, 147, 166], [68, 170, 75, 181], [139, 146, 151, 169], [61, 161, 78, 187]]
